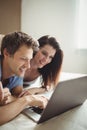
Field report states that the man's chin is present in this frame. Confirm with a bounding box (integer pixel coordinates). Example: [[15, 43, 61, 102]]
[[39, 65, 44, 68], [39, 63, 46, 68], [17, 72, 25, 77]]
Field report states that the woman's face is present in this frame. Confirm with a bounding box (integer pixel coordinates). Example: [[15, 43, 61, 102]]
[[33, 44, 56, 68]]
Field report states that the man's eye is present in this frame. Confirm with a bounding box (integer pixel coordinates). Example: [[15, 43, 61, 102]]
[[20, 58, 27, 61]]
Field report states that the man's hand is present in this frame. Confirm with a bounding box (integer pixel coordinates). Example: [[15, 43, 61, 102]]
[[0, 81, 4, 101], [25, 94, 48, 109], [0, 81, 11, 105]]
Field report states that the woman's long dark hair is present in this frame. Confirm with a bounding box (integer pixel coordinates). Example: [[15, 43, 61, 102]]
[[38, 35, 63, 87]]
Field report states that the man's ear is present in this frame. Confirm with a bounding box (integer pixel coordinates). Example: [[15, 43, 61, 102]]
[[3, 48, 10, 58]]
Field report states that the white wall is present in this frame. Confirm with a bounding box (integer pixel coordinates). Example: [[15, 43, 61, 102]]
[[21, 0, 87, 74]]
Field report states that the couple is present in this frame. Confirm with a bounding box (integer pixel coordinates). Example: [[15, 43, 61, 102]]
[[0, 32, 63, 125]]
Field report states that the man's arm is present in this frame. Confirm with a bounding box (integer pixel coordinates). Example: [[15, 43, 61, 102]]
[[0, 94, 48, 125]]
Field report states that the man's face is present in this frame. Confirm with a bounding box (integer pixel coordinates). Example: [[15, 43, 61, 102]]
[[5, 45, 33, 77]]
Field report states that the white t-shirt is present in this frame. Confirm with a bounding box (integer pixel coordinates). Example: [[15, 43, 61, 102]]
[[23, 76, 43, 89]]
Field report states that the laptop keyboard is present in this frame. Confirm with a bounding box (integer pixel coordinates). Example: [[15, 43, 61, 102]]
[[30, 107, 43, 114]]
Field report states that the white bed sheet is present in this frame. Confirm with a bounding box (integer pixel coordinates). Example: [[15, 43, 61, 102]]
[[0, 72, 87, 130], [59, 72, 87, 81]]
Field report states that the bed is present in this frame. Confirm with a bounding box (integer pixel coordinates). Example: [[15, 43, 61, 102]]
[[0, 72, 87, 130]]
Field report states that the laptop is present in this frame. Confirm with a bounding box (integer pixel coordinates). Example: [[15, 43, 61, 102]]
[[22, 76, 87, 124]]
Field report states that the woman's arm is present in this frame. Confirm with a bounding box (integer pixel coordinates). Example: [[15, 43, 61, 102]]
[[18, 87, 47, 96]]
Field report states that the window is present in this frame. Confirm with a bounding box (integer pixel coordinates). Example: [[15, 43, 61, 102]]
[[77, 0, 87, 49]]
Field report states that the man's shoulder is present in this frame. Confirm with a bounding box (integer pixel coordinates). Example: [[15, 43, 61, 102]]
[[8, 76, 23, 90], [10, 76, 23, 82]]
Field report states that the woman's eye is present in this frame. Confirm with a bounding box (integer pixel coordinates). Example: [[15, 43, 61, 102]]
[[50, 56, 53, 60], [42, 51, 47, 56]]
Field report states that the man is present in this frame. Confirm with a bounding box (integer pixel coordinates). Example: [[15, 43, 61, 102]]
[[0, 32, 47, 125], [0, 31, 39, 96]]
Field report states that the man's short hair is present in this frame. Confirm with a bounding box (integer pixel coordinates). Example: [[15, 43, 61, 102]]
[[1, 31, 39, 56]]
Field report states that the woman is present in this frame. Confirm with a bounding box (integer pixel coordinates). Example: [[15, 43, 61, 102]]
[[23, 35, 63, 94]]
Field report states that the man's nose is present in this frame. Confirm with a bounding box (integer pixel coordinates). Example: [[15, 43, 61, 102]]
[[27, 62, 31, 69], [25, 60, 31, 69]]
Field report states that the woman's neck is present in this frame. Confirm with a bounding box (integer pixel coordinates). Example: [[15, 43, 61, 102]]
[[30, 59, 38, 69], [24, 67, 40, 82], [24, 58, 40, 81]]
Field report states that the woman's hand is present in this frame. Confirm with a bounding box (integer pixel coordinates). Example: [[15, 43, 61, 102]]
[[26, 85, 52, 95]]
